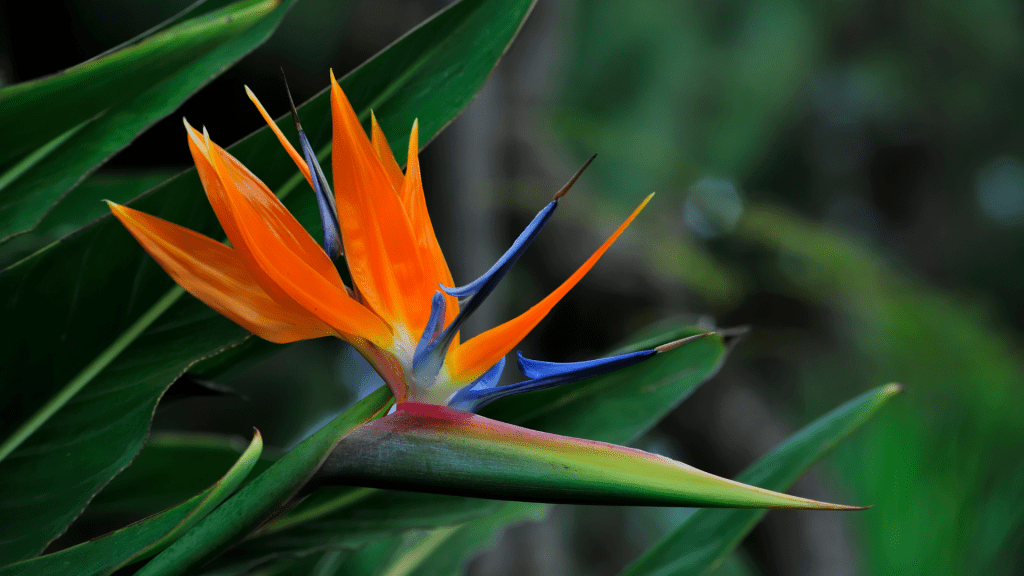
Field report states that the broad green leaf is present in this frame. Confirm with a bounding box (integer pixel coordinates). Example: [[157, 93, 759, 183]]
[[0, 0, 535, 563], [393, 503, 546, 576], [210, 503, 543, 576], [0, 431, 262, 576], [83, 432, 279, 520], [133, 386, 392, 576], [0, 171, 175, 268], [0, 298, 249, 565], [223, 489, 502, 557], [0, 0, 285, 243], [347, 503, 545, 576], [620, 383, 902, 576]]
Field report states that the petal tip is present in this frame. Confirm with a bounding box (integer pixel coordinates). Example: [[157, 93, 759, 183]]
[[553, 153, 597, 201]]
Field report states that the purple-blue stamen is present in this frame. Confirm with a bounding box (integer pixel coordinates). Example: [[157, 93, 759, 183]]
[[412, 200, 555, 382], [448, 332, 715, 412], [297, 130, 342, 259], [448, 349, 655, 412], [414, 291, 447, 360], [412, 156, 597, 385], [440, 201, 558, 299], [446, 357, 506, 411], [284, 75, 342, 259]]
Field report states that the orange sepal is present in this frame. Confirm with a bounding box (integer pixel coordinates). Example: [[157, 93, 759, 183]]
[[370, 112, 406, 193], [402, 120, 458, 327], [185, 122, 331, 318], [447, 194, 655, 382], [330, 71, 432, 334], [245, 86, 313, 189], [107, 202, 332, 343], [204, 135, 393, 348]]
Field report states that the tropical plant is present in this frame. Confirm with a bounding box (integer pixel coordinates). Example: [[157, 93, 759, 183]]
[[0, 1, 898, 574]]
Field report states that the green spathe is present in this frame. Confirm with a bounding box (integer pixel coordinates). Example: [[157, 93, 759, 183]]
[[318, 403, 861, 510]]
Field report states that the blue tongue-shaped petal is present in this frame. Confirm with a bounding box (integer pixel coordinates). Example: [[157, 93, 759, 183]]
[[285, 76, 342, 260], [414, 291, 447, 361], [440, 200, 557, 300], [297, 129, 342, 259], [441, 154, 595, 302], [411, 201, 554, 383], [448, 332, 714, 412], [411, 156, 597, 383]]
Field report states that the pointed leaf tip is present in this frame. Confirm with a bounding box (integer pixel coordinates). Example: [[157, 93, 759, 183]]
[[319, 405, 861, 510]]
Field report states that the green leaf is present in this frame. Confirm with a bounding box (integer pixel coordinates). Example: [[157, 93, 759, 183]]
[[222, 489, 502, 558], [0, 0, 535, 563], [132, 386, 392, 576], [0, 431, 262, 576], [376, 503, 546, 576], [220, 503, 544, 576], [341, 502, 544, 576], [619, 383, 902, 576], [0, 297, 250, 565], [0, 170, 175, 268], [0, 0, 284, 243], [83, 432, 279, 521]]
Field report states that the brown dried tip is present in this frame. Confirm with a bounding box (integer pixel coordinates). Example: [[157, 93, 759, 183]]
[[281, 68, 302, 132], [654, 331, 717, 353], [553, 153, 598, 200]]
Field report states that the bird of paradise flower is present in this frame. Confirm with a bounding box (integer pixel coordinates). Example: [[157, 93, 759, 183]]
[[107, 72, 859, 510]]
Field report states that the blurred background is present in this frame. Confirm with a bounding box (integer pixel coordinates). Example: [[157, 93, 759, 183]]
[[3, 0, 1023, 574]]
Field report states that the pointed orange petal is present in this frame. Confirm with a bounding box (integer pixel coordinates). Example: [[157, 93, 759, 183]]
[[108, 202, 332, 343], [370, 111, 405, 193], [192, 124, 345, 286], [245, 86, 313, 189], [447, 194, 655, 382], [402, 120, 458, 326], [205, 136, 393, 347], [185, 122, 326, 315], [330, 71, 432, 335]]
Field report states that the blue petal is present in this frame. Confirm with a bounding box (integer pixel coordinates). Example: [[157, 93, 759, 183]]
[[442, 201, 558, 299], [297, 129, 342, 259], [514, 348, 657, 387], [450, 348, 657, 413], [446, 357, 506, 411], [414, 291, 447, 360], [415, 158, 598, 387], [413, 200, 559, 381]]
